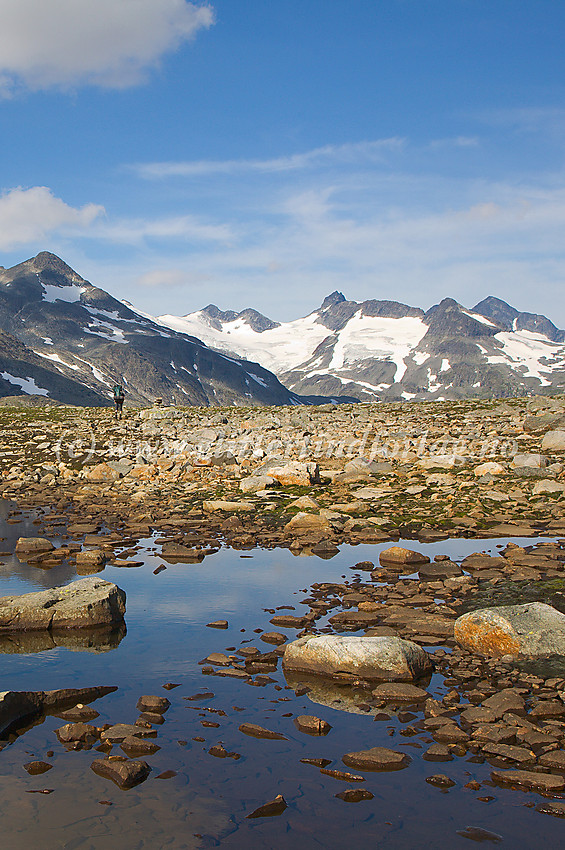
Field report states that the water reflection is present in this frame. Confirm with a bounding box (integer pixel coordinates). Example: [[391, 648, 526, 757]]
[[0, 624, 126, 655], [284, 670, 433, 716]]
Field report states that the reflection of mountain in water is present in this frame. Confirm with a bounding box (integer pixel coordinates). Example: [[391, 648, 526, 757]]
[[0, 623, 126, 654], [284, 671, 431, 716]]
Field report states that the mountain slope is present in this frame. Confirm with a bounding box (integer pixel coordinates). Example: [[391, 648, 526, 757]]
[[157, 293, 565, 401], [0, 252, 331, 407]]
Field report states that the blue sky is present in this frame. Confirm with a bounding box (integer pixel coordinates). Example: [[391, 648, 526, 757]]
[[1, 0, 565, 323]]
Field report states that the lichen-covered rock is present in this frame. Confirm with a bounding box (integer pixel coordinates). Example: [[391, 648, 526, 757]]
[[454, 602, 565, 658], [283, 635, 433, 681], [0, 577, 126, 632]]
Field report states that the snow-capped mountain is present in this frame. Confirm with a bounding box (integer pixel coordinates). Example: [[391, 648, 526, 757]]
[[157, 292, 565, 401], [0, 252, 346, 407]]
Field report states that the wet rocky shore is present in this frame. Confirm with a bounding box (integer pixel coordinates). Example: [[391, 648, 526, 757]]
[[3, 396, 565, 845]]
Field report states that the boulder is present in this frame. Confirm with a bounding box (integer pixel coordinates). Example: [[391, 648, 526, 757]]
[[259, 461, 320, 487], [474, 462, 505, 477], [85, 463, 120, 483], [0, 577, 126, 632], [284, 512, 332, 535], [76, 549, 106, 574], [15, 537, 54, 558], [240, 475, 275, 494], [512, 453, 547, 469], [418, 559, 462, 579], [454, 602, 565, 658], [282, 635, 433, 681], [542, 430, 565, 452], [379, 547, 430, 568], [532, 480, 565, 496]]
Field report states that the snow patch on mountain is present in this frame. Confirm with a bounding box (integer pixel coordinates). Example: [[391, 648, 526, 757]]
[[41, 282, 85, 303], [1, 372, 49, 395]]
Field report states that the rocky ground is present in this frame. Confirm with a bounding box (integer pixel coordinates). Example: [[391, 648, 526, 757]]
[[5, 395, 565, 822], [1, 395, 565, 551]]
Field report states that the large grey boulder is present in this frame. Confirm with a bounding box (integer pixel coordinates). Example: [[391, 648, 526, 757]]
[[454, 602, 565, 659], [542, 430, 565, 452], [0, 577, 126, 632], [282, 635, 433, 681], [0, 686, 116, 737]]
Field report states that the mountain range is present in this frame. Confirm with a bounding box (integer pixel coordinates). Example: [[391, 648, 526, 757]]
[[0, 252, 352, 407], [157, 291, 565, 402], [1, 251, 564, 407]]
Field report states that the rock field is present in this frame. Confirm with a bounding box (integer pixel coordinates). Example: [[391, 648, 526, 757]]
[[5, 395, 565, 813]]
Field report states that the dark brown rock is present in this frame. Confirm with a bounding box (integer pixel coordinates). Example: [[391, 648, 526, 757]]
[[90, 757, 151, 789], [342, 747, 410, 771], [246, 795, 287, 818], [239, 723, 288, 740], [293, 715, 332, 736]]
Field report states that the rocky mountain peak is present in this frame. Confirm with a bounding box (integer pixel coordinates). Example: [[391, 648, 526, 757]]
[[30, 252, 87, 284], [424, 297, 501, 339], [320, 291, 346, 311], [474, 295, 565, 343]]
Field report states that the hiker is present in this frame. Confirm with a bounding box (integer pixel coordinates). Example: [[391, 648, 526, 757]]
[[113, 383, 125, 419]]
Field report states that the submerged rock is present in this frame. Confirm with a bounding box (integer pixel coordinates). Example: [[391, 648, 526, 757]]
[[0, 577, 126, 632], [283, 635, 433, 681], [454, 602, 565, 658]]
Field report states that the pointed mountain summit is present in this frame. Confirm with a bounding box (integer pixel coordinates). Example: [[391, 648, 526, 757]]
[[320, 291, 346, 310]]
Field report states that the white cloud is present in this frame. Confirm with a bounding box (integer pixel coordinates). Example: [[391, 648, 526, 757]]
[[95, 214, 233, 244], [132, 138, 405, 179], [136, 268, 211, 288], [0, 186, 104, 249], [0, 0, 214, 93]]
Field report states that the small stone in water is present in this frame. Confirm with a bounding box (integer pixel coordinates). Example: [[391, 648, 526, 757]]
[[156, 770, 177, 779], [426, 774, 456, 789], [336, 789, 374, 802], [246, 795, 287, 819], [23, 761, 52, 775], [456, 826, 503, 843]]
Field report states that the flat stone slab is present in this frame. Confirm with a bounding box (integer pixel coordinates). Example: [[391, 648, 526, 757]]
[[342, 746, 410, 771], [454, 602, 565, 658], [491, 769, 565, 793], [0, 577, 126, 632], [283, 635, 433, 681], [372, 682, 429, 702]]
